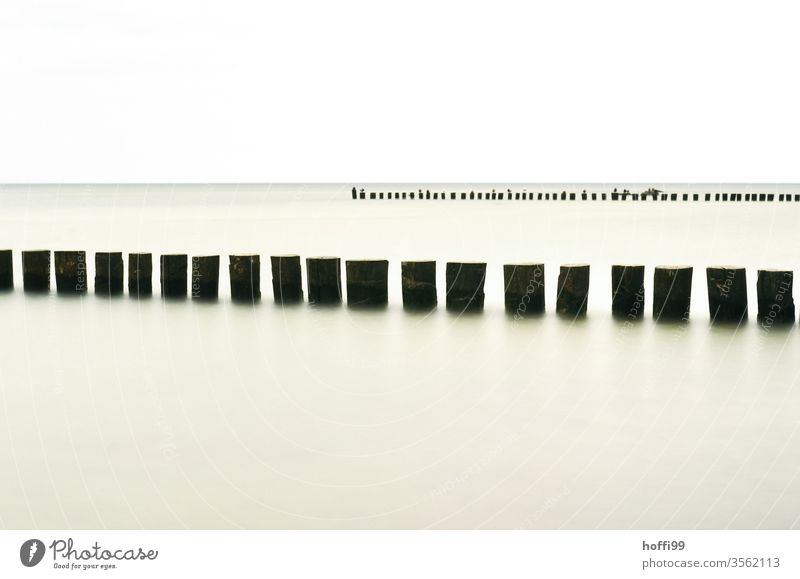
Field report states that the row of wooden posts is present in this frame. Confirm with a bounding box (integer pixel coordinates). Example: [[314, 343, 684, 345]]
[[352, 188, 800, 203], [0, 250, 794, 323]]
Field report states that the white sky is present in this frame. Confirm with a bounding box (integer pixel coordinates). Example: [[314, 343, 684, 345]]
[[0, 0, 798, 183]]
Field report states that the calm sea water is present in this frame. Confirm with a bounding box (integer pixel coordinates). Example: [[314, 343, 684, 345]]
[[1, 184, 799, 529]]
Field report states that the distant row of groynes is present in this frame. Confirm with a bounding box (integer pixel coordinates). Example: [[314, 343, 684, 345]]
[[351, 188, 799, 203], [0, 250, 794, 324]]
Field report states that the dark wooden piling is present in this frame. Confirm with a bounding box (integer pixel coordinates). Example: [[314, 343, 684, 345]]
[[0, 249, 12, 290], [95, 252, 124, 295], [22, 250, 50, 292], [556, 264, 590, 316], [706, 266, 748, 323], [401, 261, 437, 309], [191, 255, 220, 299], [160, 254, 188, 298], [54, 251, 88, 294], [346, 260, 388, 307], [611, 264, 645, 319], [229, 255, 260, 302], [271, 255, 303, 303], [504, 263, 545, 316], [307, 257, 341, 304], [653, 266, 693, 321], [445, 262, 486, 312], [128, 253, 152, 297], [757, 269, 794, 324]]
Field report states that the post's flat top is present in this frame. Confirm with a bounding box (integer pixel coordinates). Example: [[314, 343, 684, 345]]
[[446, 261, 487, 265], [271, 254, 300, 259], [655, 265, 693, 270], [706, 265, 746, 270], [504, 262, 545, 267], [611, 263, 645, 268], [229, 254, 260, 258], [193, 255, 220, 259], [22, 249, 50, 253], [758, 268, 793, 273], [561, 263, 590, 268], [161, 253, 188, 257], [401, 260, 436, 265], [307, 256, 340, 261], [346, 259, 389, 264]]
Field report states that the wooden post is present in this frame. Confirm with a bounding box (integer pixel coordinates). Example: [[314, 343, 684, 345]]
[[307, 257, 341, 304], [504, 263, 545, 316], [160, 254, 188, 298], [445, 262, 486, 312], [706, 266, 748, 322], [191, 255, 220, 299], [95, 252, 124, 295], [611, 264, 645, 319], [653, 266, 692, 321], [346, 260, 389, 307], [401, 261, 437, 309], [0, 249, 12, 290], [756, 269, 794, 324], [128, 253, 152, 297], [229, 255, 261, 302], [556, 264, 589, 316], [54, 251, 87, 294], [271, 255, 303, 303], [22, 250, 50, 292]]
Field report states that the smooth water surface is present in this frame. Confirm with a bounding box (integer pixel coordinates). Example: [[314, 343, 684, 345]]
[[1, 184, 799, 529]]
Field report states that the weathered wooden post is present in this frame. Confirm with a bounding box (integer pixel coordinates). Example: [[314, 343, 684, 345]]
[[504, 263, 545, 316], [191, 255, 220, 299], [54, 251, 87, 294], [445, 262, 486, 312], [653, 266, 692, 321], [0, 249, 12, 290], [271, 255, 303, 303], [160, 254, 188, 298], [706, 266, 748, 322], [306, 257, 341, 304], [229, 255, 260, 302], [556, 264, 590, 316], [401, 261, 437, 309], [346, 260, 389, 307], [95, 252, 124, 295], [128, 253, 153, 297], [22, 250, 50, 292], [611, 264, 645, 319], [757, 269, 794, 324]]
